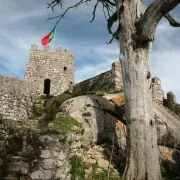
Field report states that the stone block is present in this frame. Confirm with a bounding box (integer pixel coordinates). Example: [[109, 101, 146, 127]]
[[40, 150, 50, 159], [42, 159, 56, 169], [58, 150, 66, 161], [30, 170, 53, 180]]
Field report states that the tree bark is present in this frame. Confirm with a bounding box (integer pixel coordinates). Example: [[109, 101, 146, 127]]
[[117, 0, 162, 179]]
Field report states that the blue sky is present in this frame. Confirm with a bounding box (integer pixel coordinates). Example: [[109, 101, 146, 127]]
[[0, 0, 180, 102]]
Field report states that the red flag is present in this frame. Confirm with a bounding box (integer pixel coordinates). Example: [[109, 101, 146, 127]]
[[41, 27, 56, 46]]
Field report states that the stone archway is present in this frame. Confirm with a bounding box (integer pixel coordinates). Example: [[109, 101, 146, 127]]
[[44, 79, 51, 95]]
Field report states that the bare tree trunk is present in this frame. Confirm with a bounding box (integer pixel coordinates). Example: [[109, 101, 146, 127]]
[[120, 42, 161, 180], [117, 1, 162, 179]]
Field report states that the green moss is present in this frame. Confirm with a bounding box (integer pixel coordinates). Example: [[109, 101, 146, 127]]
[[70, 155, 86, 180], [47, 115, 83, 135]]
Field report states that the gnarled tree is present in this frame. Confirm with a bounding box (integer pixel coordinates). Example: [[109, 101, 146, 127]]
[[46, 0, 180, 179]]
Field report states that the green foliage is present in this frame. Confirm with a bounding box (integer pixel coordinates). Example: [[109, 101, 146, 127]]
[[70, 156, 121, 180], [48, 115, 83, 135], [37, 91, 73, 126], [70, 155, 86, 180], [87, 164, 121, 180]]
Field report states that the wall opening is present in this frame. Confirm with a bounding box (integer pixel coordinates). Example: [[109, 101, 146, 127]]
[[64, 67, 67, 72], [44, 79, 51, 95]]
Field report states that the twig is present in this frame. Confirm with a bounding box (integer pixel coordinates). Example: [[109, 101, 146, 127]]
[[90, 0, 100, 23], [102, 4, 108, 21], [47, 0, 90, 24], [47, 0, 116, 26]]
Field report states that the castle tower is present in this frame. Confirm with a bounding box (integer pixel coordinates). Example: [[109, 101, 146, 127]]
[[24, 45, 75, 95]]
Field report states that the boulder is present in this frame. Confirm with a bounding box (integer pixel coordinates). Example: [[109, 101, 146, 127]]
[[61, 95, 124, 147], [61, 94, 180, 151]]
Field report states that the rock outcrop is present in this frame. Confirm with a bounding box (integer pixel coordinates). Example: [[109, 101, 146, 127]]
[[61, 94, 126, 149]]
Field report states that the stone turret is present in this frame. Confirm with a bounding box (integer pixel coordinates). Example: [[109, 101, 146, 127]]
[[24, 45, 75, 95]]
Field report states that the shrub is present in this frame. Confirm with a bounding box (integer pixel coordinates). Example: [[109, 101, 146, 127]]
[[70, 155, 86, 180], [87, 164, 122, 180], [38, 91, 73, 127]]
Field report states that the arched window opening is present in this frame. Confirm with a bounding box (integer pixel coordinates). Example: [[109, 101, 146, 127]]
[[44, 79, 51, 95]]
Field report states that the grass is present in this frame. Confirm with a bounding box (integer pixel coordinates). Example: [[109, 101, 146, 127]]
[[70, 156, 122, 180], [47, 115, 83, 135], [70, 155, 86, 180], [87, 164, 121, 180], [14, 115, 83, 136]]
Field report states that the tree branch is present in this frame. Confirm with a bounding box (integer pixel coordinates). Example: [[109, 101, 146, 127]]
[[107, 11, 118, 34], [47, 0, 90, 22], [106, 23, 121, 44], [47, 0, 63, 11], [137, 0, 180, 42], [164, 13, 180, 27], [90, 0, 100, 23], [47, 0, 118, 43], [47, 0, 116, 25]]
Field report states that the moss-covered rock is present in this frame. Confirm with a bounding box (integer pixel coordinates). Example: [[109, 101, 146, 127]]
[[47, 115, 83, 135]]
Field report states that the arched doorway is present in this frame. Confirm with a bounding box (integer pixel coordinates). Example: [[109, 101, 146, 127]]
[[44, 79, 51, 95]]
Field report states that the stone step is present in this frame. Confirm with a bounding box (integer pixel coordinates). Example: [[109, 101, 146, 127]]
[[5, 176, 18, 180], [7, 162, 21, 172], [6, 171, 18, 178], [10, 156, 22, 162]]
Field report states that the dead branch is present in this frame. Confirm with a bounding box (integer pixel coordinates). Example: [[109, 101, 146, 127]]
[[47, 0, 63, 11], [164, 13, 180, 27], [47, 0, 116, 26], [47, 0, 90, 23], [137, 0, 180, 42], [106, 23, 121, 44], [47, 0, 117, 43], [107, 11, 117, 34], [90, 0, 100, 23]]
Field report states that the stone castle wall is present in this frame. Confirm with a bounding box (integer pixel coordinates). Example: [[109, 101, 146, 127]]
[[0, 75, 36, 121], [0, 75, 36, 95], [74, 62, 165, 104], [0, 45, 76, 122], [25, 45, 75, 95], [73, 61, 123, 95], [0, 93, 35, 122], [152, 77, 164, 104]]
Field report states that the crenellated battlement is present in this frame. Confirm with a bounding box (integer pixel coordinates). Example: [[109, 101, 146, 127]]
[[30, 44, 74, 57]]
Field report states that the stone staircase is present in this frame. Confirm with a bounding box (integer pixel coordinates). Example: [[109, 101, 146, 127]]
[[5, 152, 23, 180]]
